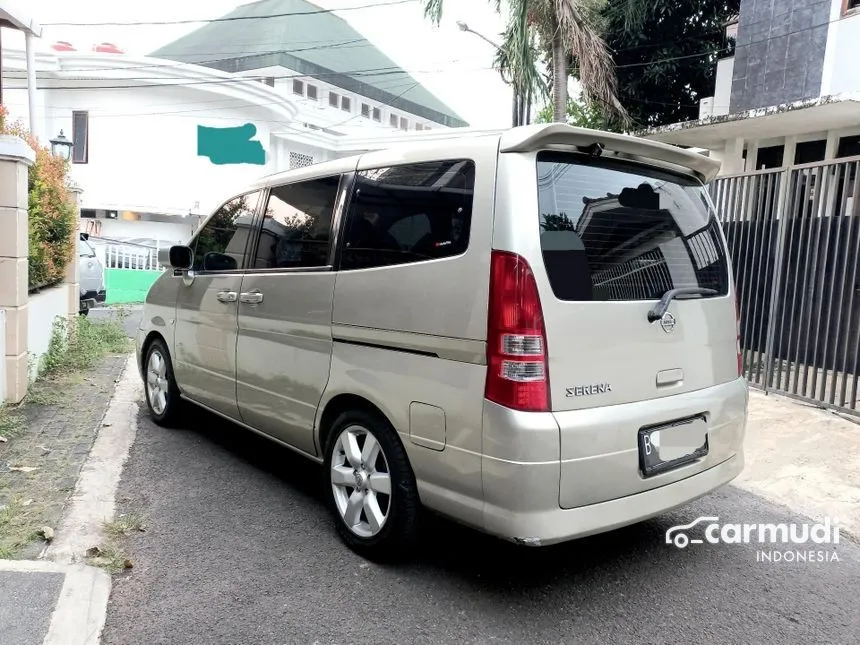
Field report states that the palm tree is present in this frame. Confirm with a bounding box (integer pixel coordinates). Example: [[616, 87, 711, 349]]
[[422, 0, 629, 127]]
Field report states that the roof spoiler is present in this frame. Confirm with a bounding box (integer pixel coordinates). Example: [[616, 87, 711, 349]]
[[499, 124, 722, 183]]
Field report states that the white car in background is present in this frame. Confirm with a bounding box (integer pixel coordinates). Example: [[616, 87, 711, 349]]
[[78, 233, 106, 315]]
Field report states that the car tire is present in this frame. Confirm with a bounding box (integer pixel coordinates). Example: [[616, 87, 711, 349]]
[[323, 409, 420, 561], [143, 339, 183, 427]]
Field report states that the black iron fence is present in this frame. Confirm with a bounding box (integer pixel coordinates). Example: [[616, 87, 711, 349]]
[[711, 156, 860, 416]]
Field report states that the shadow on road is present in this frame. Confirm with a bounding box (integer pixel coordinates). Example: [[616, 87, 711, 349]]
[[175, 405, 691, 587]]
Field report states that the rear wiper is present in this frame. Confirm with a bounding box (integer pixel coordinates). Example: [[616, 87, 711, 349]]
[[647, 287, 718, 322]]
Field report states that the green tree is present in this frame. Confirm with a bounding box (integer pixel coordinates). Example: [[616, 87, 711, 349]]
[[422, 0, 629, 127], [601, 0, 739, 128], [535, 93, 614, 130]]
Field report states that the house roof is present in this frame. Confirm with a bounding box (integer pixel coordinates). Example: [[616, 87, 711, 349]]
[[149, 0, 468, 128], [640, 93, 860, 149]]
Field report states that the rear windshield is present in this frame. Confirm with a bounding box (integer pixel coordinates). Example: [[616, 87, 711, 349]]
[[536, 151, 729, 302]]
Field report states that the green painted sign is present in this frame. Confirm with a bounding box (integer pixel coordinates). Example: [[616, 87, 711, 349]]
[[197, 123, 266, 165]]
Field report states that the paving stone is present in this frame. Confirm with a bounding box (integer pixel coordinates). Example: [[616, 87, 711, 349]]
[[0, 355, 128, 559]]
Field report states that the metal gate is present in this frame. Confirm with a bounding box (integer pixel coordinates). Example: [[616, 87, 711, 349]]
[[710, 155, 860, 416]]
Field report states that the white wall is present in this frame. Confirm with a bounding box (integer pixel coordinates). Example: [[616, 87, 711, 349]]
[[28, 285, 71, 382], [714, 57, 735, 116], [821, 2, 860, 96], [37, 85, 302, 217], [0, 309, 5, 402], [92, 219, 195, 244]]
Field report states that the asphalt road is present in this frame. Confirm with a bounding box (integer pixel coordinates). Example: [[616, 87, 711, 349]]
[[100, 401, 860, 645]]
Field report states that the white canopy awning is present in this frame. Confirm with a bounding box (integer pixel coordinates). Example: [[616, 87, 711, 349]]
[[0, 1, 42, 37]]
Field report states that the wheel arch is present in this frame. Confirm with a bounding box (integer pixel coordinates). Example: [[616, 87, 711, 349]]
[[316, 393, 399, 458]]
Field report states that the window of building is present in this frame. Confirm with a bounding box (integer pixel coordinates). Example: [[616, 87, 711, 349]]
[[837, 135, 860, 158], [415, 124, 423, 132], [289, 151, 314, 169], [399, 117, 409, 131], [845, 0, 859, 15], [191, 191, 261, 272], [329, 91, 340, 107], [72, 111, 89, 164], [756, 145, 785, 170], [293, 79, 304, 96], [361, 103, 371, 118], [306, 84, 318, 100], [339, 160, 475, 271], [341, 96, 351, 112], [389, 113, 398, 127], [372, 107, 381, 122], [251, 177, 340, 270], [794, 140, 827, 165], [261, 77, 275, 87]]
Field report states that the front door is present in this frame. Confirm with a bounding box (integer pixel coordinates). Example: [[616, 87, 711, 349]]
[[173, 190, 261, 419], [236, 175, 344, 455]]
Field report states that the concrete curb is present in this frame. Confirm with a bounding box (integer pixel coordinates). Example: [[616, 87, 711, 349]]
[[43, 354, 141, 564], [0, 560, 111, 645]]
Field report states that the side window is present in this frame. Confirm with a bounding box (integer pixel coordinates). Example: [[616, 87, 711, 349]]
[[340, 160, 475, 271], [192, 191, 261, 272], [251, 176, 340, 269]]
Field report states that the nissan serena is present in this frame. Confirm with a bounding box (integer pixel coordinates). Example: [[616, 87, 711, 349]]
[[137, 124, 748, 559]]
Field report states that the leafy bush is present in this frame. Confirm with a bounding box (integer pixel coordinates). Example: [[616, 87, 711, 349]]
[[0, 106, 77, 290]]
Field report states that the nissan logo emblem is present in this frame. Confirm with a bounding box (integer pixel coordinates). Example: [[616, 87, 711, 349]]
[[660, 312, 677, 334]]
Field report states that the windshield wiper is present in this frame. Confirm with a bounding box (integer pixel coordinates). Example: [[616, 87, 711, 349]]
[[647, 287, 718, 322]]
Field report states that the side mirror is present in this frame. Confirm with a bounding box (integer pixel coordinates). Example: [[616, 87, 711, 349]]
[[159, 245, 193, 270], [202, 252, 237, 272]]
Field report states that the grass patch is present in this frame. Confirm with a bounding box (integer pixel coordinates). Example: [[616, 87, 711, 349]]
[[86, 544, 133, 573], [40, 315, 132, 377], [24, 385, 68, 407], [0, 411, 25, 443], [0, 498, 45, 558], [103, 513, 146, 538]]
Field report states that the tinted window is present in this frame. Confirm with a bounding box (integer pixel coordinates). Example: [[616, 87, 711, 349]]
[[536, 152, 729, 302], [340, 160, 474, 271], [192, 191, 261, 272], [251, 176, 340, 269]]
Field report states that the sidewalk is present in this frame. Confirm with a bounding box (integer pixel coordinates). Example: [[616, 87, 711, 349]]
[[1, 307, 140, 645], [736, 389, 860, 539], [0, 352, 138, 645]]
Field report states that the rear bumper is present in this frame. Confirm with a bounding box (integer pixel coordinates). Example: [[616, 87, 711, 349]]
[[479, 378, 748, 546], [484, 453, 743, 546]]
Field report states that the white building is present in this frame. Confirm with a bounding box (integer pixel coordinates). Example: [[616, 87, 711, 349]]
[[643, 0, 860, 176], [1, 0, 476, 246]]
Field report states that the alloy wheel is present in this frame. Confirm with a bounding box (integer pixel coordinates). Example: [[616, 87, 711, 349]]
[[146, 349, 170, 415], [330, 425, 392, 538]]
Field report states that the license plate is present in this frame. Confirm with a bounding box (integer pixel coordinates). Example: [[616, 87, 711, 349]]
[[638, 415, 709, 477]]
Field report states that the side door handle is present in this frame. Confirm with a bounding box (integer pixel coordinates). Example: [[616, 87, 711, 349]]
[[216, 290, 238, 303], [239, 290, 264, 305]]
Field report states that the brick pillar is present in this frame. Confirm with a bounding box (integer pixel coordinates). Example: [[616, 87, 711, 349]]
[[0, 135, 36, 403], [65, 182, 83, 317]]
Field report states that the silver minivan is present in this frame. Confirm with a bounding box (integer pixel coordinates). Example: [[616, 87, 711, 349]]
[[137, 124, 748, 558]]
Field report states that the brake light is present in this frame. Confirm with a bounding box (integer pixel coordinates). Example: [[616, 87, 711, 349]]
[[735, 296, 743, 377], [485, 251, 550, 412]]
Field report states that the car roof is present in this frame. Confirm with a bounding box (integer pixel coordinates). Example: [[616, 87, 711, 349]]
[[236, 124, 720, 199]]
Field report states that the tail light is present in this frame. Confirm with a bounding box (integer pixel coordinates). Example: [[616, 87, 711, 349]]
[[485, 250, 550, 412], [735, 296, 743, 377]]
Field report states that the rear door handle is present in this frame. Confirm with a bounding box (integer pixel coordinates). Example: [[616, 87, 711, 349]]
[[239, 291, 264, 305], [216, 290, 237, 303]]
